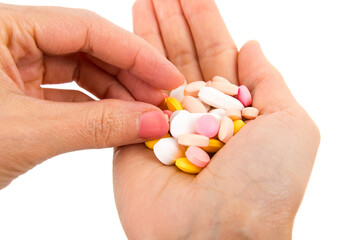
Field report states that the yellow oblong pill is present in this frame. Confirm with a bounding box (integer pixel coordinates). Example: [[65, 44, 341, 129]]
[[145, 133, 171, 149], [201, 139, 224, 153], [166, 97, 183, 111], [233, 120, 245, 134], [175, 157, 202, 174]]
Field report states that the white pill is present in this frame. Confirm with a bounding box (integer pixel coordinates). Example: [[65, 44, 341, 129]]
[[170, 110, 183, 122], [198, 87, 244, 110], [153, 137, 185, 165], [170, 111, 196, 138], [169, 86, 185, 103], [170, 111, 221, 138], [209, 108, 226, 117]]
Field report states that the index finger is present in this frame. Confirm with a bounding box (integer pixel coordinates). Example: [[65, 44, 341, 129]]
[[15, 4, 185, 90]]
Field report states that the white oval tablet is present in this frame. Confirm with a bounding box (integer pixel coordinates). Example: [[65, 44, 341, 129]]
[[153, 137, 185, 165], [198, 87, 244, 110], [169, 86, 185, 103]]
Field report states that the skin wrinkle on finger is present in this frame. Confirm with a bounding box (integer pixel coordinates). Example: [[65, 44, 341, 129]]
[[152, 0, 204, 83], [180, 0, 238, 84], [132, 0, 166, 56]]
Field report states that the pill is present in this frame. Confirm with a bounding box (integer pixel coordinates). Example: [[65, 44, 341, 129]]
[[184, 81, 206, 97], [198, 87, 244, 110], [170, 110, 182, 122], [197, 98, 211, 111], [212, 76, 231, 84], [163, 110, 173, 119], [218, 116, 234, 143], [237, 85, 252, 107], [208, 82, 239, 96], [178, 133, 209, 147], [201, 139, 225, 153], [242, 107, 259, 120], [194, 115, 220, 138], [209, 108, 226, 117], [185, 146, 211, 168], [175, 157, 202, 174], [170, 111, 221, 138], [153, 137, 185, 165], [233, 120, 245, 134], [166, 97, 183, 111], [145, 133, 171, 149], [182, 96, 208, 113], [226, 108, 242, 121], [170, 85, 185, 103]]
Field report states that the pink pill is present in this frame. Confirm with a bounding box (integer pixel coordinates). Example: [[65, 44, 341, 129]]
[[194, 115, 220, 138], [237, 85, 252, 107], [185, 146, 211, 168], [163, 110, 173, 119]]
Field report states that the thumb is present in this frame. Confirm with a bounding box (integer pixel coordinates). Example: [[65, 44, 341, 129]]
[[238, 40, 296, 113], [37, 99, 169, 154]]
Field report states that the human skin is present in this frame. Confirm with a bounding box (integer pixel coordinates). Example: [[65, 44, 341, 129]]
[[0, 3, 184, 189], [113, 0, 320, 239]]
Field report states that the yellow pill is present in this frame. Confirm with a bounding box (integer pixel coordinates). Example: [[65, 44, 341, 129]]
[[175, 157, 202, 174], [201, 139, 224, 153], [166, 97, 183, 111], [233, 120, 245, 134], [145, 133, 171, 149]]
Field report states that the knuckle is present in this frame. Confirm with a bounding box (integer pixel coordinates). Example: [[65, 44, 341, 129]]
[[86, 102, 121, 147]]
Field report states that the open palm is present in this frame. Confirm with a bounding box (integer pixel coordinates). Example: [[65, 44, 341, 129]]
[[113, 0, 320, 239]]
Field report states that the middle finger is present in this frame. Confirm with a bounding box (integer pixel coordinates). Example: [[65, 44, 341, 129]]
[[152, 0, 204, 83]]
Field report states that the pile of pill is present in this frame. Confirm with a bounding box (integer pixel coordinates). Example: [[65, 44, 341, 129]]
[[145, 76, 259, 174]]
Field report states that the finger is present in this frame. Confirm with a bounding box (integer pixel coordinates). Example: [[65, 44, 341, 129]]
[[117, 70, 166, 106], [152, 0, 204, 83], [22, 5, 185, 90], [43, 89, 93, 102], [237, 41, 296, 113], [31, 99, 170, 155], [180, 0, 238, 84], [133, 0, 166, 55], [42, 54, 134, 101]]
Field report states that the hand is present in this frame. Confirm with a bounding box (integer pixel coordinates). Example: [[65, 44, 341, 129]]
[[113, 0, 320, 239], [0, 3, 184, 189]]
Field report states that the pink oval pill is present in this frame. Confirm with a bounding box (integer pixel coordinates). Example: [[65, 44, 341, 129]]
[[194, 115, 220, 138], [185, 146, 211, 168], [237, 85, 252, 107]]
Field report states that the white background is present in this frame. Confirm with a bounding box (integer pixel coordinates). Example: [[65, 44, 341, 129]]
[[0, 0, 359, 239]]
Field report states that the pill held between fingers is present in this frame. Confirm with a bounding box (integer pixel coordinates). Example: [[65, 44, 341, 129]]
[[182, 96, 208, 113], [198, 87, 244, 110], [169, 85, 185, 103], [233, 120, 245, 134], [175, 157, 202, 174], [166, 97, 183, 111], [153, 137, 185, 165], [212, 76, 231, 84], [208, 82, 239, 96], [226, 108, 242, 121], [218, 116, 234, 143], [201, 139, 224, 153], [145, 133, 171, 149], [163, 110, 173, 119], [184, 81, 206, 97], [194, 115, 220, 138], [237, 85, 252, 107], [178, 133, 209, 147], [185, 146, 211, 168], [242, 107, 259, 120]]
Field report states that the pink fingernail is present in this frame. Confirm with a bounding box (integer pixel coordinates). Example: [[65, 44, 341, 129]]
[[139, 111, 169, 139]]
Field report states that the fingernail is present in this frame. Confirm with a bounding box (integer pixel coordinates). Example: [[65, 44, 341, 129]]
[[139, 111, 169, 139]]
